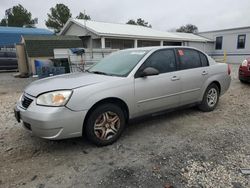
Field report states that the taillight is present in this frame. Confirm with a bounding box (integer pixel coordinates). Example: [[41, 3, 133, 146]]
[[228, 64, 231, 75], [242, 60, 248, 67]]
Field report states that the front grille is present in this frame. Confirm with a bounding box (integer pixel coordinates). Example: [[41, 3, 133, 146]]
[[21, 95, 33, 109]]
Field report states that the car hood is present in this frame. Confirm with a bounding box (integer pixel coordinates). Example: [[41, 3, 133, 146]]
[[25, 72, 120, 97]]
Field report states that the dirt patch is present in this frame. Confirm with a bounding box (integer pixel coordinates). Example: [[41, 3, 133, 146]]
[[0, 65, 250, 187]]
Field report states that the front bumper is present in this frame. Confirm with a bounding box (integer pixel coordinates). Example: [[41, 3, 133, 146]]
[[15, 96, 87, 140]]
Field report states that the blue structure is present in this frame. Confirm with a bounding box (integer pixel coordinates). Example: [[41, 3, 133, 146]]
[[0, 26, 53, 47]]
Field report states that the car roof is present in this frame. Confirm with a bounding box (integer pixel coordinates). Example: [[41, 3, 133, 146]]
[[122, 46, 202, 52]]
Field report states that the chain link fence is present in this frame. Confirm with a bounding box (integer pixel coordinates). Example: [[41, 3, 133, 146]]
[[54, 48, 118, 73]]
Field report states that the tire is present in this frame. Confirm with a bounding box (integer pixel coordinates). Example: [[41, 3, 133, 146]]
[[198, 83, 219, 112], [240, 79, 248, 84], [85, 103, 126, 146]]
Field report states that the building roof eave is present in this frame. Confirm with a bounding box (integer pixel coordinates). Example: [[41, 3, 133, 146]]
[[60, 19, 212, 43], [99, 33, 211, 42]]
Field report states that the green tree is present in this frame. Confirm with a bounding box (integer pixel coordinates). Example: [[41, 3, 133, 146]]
[[176, 24, 198, 33], [45, 4, 72, 33], [126, 18, 152, 28], [76, 12, 91, 20], [0, 19, 7, 26], [126, 19, 137, 25], [0, 4, 36, 27]]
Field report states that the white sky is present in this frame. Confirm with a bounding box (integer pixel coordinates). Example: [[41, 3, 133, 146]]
[[0, 0, 250, 32]]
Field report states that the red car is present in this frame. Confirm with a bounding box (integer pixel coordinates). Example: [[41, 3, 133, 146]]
[[239, 58, 250, 83]]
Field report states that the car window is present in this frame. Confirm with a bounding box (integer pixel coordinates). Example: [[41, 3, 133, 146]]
[[0, 52, 5, 58], [88, 49, 149, 77], [199, 52, 209, 67], [141, 49, 177, 74], [178, 49, 201, 70]]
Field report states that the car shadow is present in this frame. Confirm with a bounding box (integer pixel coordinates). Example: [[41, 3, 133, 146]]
[[30, 106, 201, 152], [128, 106, 200, 129]]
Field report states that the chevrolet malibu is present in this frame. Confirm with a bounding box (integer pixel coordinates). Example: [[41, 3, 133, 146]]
[[15, 47, 231, 146]]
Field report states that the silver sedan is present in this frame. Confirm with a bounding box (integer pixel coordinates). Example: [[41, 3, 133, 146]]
[[14, 47, 231, 146]]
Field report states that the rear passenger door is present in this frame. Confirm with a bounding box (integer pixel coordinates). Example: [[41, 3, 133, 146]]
[[176, 48, 210, 105]]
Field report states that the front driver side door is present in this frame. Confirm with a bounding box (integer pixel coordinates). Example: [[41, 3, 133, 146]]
[[134, 49, 182, 116]]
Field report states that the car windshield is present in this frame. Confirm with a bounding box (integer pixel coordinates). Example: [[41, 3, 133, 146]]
[[87, 49, 149, 77]]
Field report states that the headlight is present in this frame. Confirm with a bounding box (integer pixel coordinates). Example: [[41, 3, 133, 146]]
[[37, 90, 72, 107], [242, 60, 248, 67]]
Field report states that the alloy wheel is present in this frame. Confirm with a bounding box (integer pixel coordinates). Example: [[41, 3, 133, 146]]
[[206, 88, 218, 107], [94, 111, 120, 140]]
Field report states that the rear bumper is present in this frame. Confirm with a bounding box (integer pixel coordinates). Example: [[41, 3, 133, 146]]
[[239, 66, 250, 81], [15, 100, 87, 140], [239, 75, 250, 81]]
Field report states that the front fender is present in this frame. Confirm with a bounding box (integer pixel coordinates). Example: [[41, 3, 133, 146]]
[[66, 78, 135, 116]]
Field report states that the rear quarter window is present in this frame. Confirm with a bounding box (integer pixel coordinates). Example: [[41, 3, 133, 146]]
[[199, 52, 209, 67]]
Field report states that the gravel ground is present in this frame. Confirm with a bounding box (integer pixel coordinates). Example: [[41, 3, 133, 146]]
[[0, 65, 250, 188]]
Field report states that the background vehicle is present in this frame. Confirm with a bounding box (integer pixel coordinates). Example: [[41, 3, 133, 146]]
[[239, 58, 250, 83], [0, 51, 18, 71], [15, 47, 231, 146]]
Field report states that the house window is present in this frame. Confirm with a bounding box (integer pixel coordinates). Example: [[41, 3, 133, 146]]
[[138, 40, 160, 47], [215, 36, 223, 50], [105, 39, 111, 48], [237, 35, 246, 49], [163, 41, 182, 46], [123, 40, 134, 49]]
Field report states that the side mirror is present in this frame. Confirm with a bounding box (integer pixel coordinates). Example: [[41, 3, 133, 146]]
[[139, 67, 159, 77]]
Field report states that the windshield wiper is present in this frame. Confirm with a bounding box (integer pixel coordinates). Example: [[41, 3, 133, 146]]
[[87, 70, 118, 76], [89, 71, 109, 75]]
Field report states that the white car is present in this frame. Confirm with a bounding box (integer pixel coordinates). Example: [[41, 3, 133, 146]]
[[15, 47, 231, 146]]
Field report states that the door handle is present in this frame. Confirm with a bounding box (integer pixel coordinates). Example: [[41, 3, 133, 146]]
[[171, 76, 180, 81], [202, 71, 208, 75]]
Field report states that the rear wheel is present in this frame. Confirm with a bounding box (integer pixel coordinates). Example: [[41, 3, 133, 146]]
[[199, 83, 219, 112], [85, 103, 126, 146]]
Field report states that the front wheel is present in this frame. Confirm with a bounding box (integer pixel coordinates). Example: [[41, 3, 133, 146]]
[[199, 83, 219, 112], [85, 103, 126, 146]]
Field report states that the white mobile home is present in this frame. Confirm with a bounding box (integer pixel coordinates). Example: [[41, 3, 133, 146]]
[[60, 19, 211, 51], [199, 27, 250, 63]]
